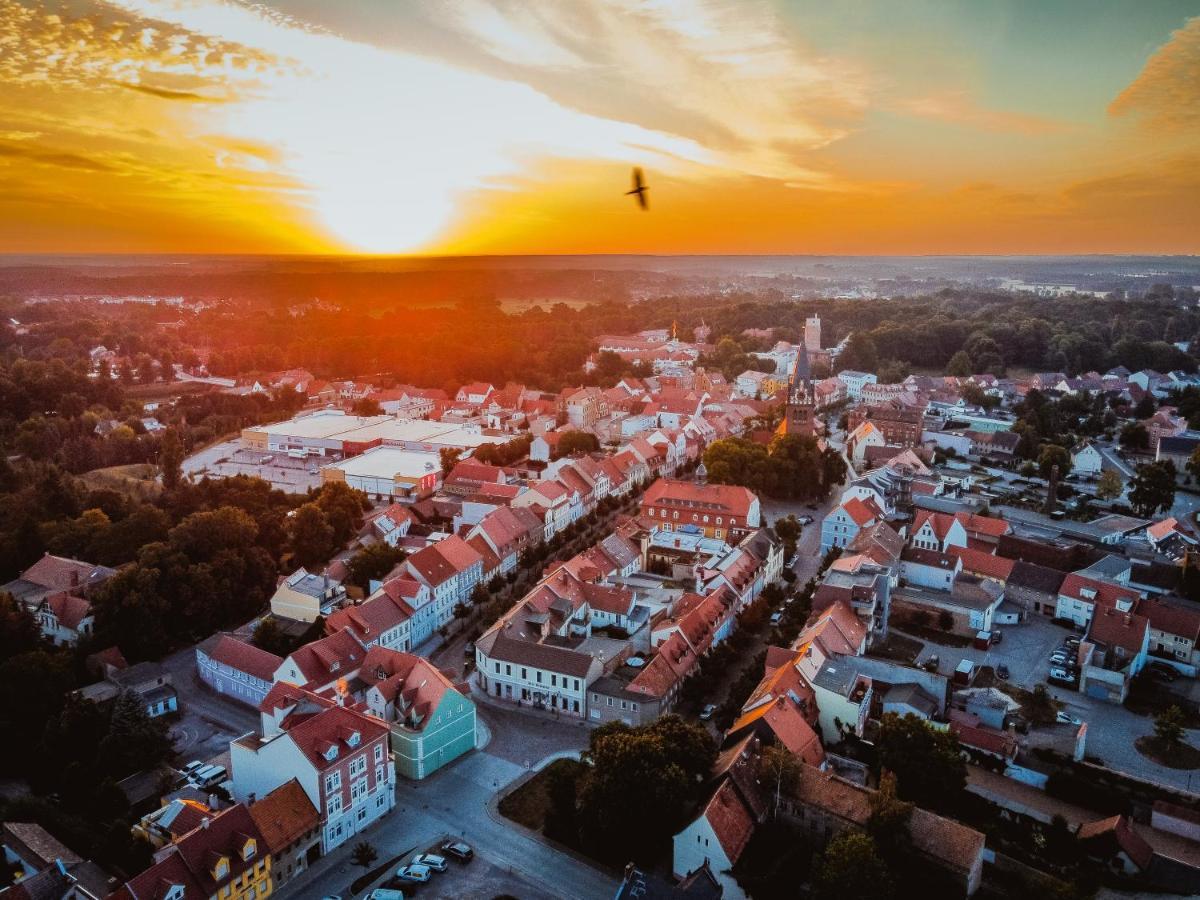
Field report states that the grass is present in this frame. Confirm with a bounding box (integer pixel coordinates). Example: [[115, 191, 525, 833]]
[[1134, 736, 1200, 770], [497, 758, 586, 832], [123, 380, 216, 401], [78, 463, 162, 501]]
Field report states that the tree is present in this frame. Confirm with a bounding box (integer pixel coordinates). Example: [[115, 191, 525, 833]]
[[351, 397, 382, 416], [1038, 444, 1071, 480], [97, 690, 173, 778], [1119, 422, 1150, 450], [439, 447, 462, 477], [158, 428, 184, 492], [875, 713, 966, 812], [1154, 705, 1186, 750], [351, 840, 378, 869], [555, 430, 600, 458], [838, 333, 878, 373], [251, 617, 297, 657], [288, 503, 335, 569], [1096, 469, 1123, 501], [946, 350, 973, 377], [868, 771, 913, 857], [315, 481, 368, 546], [346, 543, 405, 591], [1129, 460, 1177, 517], [0, 591, 42, 660], [812, 830, 892, 900], [760, 744, 803, 818], [1028, 684, 1057, 726]]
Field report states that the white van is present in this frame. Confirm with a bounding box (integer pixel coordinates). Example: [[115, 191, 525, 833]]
[[189, 765, 227, 789]]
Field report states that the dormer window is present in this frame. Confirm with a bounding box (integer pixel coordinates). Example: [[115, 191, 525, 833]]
[[329, 660, 340, 672], [165, 887, 185, 900], [213, 856, 229, 880], [346, 730, 361, 747], [324, 745, 339, 761], [242, 838, 256, 860]]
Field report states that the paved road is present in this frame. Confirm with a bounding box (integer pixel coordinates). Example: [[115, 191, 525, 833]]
[[161, 642, 260, 762], [281, 748, 615, 900], [1096, 443, 1135, 479]]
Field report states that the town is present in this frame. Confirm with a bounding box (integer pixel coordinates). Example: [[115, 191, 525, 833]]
[[4, 278, 1200, 900]]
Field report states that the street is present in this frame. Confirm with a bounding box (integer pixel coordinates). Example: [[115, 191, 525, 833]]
[[160, 641, 260, 763]]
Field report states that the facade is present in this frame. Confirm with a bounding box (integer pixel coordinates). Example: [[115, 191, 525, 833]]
[[1071, 441, 1104, 476], [640, 479, 761, 541], [847, 404, 924, 447], [231, 683, 397, 854], [196, 633, 283, 707], [269, 568, 347, 624], [820, 496, 882, 551], [837, 370, 877, 401]]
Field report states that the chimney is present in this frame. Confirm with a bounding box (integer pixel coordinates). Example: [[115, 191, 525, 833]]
[[201, 816, 210, 829], [1043, 464, 1059, 515]]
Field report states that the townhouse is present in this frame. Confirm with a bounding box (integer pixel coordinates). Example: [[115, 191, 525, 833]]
[[402, 535, 484, 646], [640, 479, 761, 542], [1055, 573, 1141, 629], [820, 495, 883, 551], [231, 683, 397, 854], [196, 633, 284, 707], [324, 584, 416, 653]]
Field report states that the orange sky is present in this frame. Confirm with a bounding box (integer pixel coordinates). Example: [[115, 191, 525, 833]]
[[0, 0, 1197, 255]]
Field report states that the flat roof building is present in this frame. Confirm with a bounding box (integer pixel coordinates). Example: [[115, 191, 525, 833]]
[[321, 446, 443, 501]]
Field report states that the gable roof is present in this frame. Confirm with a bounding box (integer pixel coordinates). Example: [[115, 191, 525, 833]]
[[697, 778, 756, 865], [197, 633, 283, 683], [247, 779, 319, 855]]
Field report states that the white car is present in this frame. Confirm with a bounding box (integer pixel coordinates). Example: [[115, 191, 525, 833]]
[[396, 864, 431, 883], [1049, 667, 1076, 682], [770, 612, 783, 626], [699, 704, 717, 721], [1056, 711, 1082, 726], [413, 854, 447, 872]]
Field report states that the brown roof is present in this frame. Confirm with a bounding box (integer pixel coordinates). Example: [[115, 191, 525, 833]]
[[247, 779, 319, 854], [699, 779, 756, 865], [197, 633, 283, 683]]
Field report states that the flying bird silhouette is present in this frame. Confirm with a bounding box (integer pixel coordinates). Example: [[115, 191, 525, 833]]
[[625, 167, 648, 210]]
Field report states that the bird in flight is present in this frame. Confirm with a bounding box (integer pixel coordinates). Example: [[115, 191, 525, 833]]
[[625, 167, 648, 210]]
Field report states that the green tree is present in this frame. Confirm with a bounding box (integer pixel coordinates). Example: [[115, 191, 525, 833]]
[[1028, 684, 1057, 726], [556, 430, 601, 458], [351, 840, 378, 869], [838, 333, 878, 373], [1096, 469, 1123, 501], [812, 830, 892, 900], [760, 744, 804, 818], [97, 690, 173, 778], [0, 591, 42, 660], [288, 503, 336, 570], [1119, 422, 1150, 450], [158, 427, 184, 492], [1154, 705, 1186, 750], [351, 397, 382, 416], [315, 481, 368, 546], [1129, 460, 1177, 517], [346, 543, 405, 592], [1038, 444, 1071, 480], [250, 617, 296, 657], [875, 713, 966, 813], [439, 447, 462, 478], [1188, 446, 1200, 481], [946, 350, 973, 377]]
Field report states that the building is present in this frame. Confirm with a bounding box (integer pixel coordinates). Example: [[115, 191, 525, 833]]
[[820, 495, 883, 551], [1071, 441, 1104, 476], [248, 780, 322, 889], [640, 479, 761, 542], [784, 765, 985, 896], [77, 660, 178, 718], [269, 568, 347, 624], [847, 404, 924, 447], [1055, 573, 1141, 628], [321, 445, 442, 501], [1080, 607, 1150, 703], [231, 683, 397, 854], [837, 370, 877, 401], [402, 535, 484, 647], [196, 633, 283, 707], [1, 553, 115, 614], [805, 314, 822, 352], [110, 803, 272, 900], [784, 346, 817, 437], [357, 647, 477, 779]]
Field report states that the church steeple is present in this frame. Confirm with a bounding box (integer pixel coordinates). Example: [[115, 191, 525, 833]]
[[785, 345, 816, 437]]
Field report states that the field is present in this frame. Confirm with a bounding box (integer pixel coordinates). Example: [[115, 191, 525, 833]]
[[78, 463, 162, 501]]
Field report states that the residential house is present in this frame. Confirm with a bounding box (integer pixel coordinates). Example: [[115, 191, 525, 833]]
[[820, 496, 883, 551], [640, 480, 761, 542], [1, 553, 115, 614], [196, 633, 283, 707], [900, 547, 961, 590], [1144, 599, 1200, 668], [269, 568, 348, 624], [1071, 441, 1104, 476], [273, 629, 367, 694], [1056, 573, 1140, 628], [248, 780, 321, 890], [110, 803, 272, 900], [372, 503, 414, 547], [325, 587, 415, 653], [358, 647, 477, 779], [402, 535, 484, 647], [231, 683, 397, 854], [34, 592, 94, 646], [837, 370, 877, 400], [1080, 607, 1151, 703]]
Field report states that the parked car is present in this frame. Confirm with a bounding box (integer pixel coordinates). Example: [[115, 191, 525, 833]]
[[1050, 652, 1070, 665], [699, 704, 717, 721], [992, 630, 1003, 644], [413, 854, 447, 873], [1065, 636, 1081, 648], [769, 611, 784, 626], [180, 760, 204, 779], [997, 664, 1010, 680], [396, 864, 432, 883], [786, 554, 798, 569], [797, 515, 814, 525], [1049, 667, 1076, 682], [922, 654, 940, 673], [1056, 711, 1082, 725], [441, 841, 473, 862]]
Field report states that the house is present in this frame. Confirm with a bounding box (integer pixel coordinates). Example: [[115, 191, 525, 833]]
[[820, 496, 883, 551], [1157, 434, 1200, 469], [783, 764, 985, 896], [1071, 441, 1104, 476], [1055, 573, 1140, 628], [230, 682, 397, 854], [640, 479, 761, 542], [900, 547, 961, 591], [1080, 607, 1151, 703], [402, 535, 484, 646], [1, 553, 115, 613], [357, 647, 477, 779], [837, 370, 877, 400], [455, 382, 494, 405], [846, 420, 887, 466], [372, 503, 414, 546], [892, 575, 1005, 636], [196, 633, 284, 707], [274, 629, 367, 694], [77, 660, 178, 718], [247, 779, 321, 889], [1006, 560, 1067, 617], [0, 821, 107, 899], [1144, 599, 1200, 668], [110, 803, 272, 900], [909, 510, 968, 553], [325, 587, 415, 653], [34, 592, 94, 646], [672, 739, 766, 900], [269, 568, 348, 624]]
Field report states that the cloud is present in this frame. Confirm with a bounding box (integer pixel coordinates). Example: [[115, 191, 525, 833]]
[[120, 82, 224, 102], [0, 139, 115, 171], [1109, 16, 1200, 130], [896, 91, 1067, 135]]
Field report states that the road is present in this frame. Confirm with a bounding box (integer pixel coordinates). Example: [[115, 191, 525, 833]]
[[161, 642, 260, 763], [280, 707, 611, 900], [1096, 443, 1135, 479]]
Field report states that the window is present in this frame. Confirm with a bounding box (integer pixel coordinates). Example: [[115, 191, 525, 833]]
[[494, 661, 500, 673], [536, 671, 543, 683], [325, 771, 341, 794], [351, 777, 368, 802], [574, 679, 580, 690], [607, 697, 614, 706], [374, 743, 384, 763], [349, 754, 367, 778], [327, 793, 342, 817], [357, 805, 368, 821], [505, 664, 511, 676], [521, 667, 528, 680], [551, 674, 557, 687], [376, 764, 385, 785]]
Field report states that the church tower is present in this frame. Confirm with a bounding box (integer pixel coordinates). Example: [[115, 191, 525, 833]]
[[785, 345, 816, 437]]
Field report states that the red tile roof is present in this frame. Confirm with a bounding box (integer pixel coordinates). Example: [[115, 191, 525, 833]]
[[358, 646, 456, 730], [247, 779, 319, 855], [1059, 573, 1139, 610], [198, 633, 283, 683], [699, 779, 756, 865], [641, 479, 756, 519], [948, 546, 1015, 581], [45, 592, 91, 630]]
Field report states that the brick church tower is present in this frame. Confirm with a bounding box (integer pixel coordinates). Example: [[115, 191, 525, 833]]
[[785, 345, 816, 437]]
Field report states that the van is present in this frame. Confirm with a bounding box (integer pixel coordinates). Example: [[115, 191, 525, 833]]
[[365, 890, 405, 900], [287, 449, 307, 459], [190, 765, 227, 789]]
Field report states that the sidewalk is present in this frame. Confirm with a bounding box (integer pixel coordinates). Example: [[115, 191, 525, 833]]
[[469, 672, 600, 728]]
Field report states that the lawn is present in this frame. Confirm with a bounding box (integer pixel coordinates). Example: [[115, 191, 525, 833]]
[[497, 758, 586, 833], [1134, 736, 1200, 770]]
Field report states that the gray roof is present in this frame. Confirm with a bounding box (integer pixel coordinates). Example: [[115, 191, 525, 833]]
[[883, 683, 938, 718], [1079, 554, 1133, 582]]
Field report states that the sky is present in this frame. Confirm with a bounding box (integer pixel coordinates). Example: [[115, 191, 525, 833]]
[[0, 0, 1197, 256]]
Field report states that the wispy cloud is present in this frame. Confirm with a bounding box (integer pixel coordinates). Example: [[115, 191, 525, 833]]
[[1109, 16, 1200, 131], [896, 91, 1068, 135]]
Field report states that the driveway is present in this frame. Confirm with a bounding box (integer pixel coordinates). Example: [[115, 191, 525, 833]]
[[182, 439, 323, 494], [278, 748, 615, 900], [912, 616, 1070, 691]]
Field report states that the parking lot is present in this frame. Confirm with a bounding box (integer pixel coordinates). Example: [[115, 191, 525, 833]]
[[367, 838, 560, 900], [182, 439, 324, 493], [911, 615, 1076, 691]]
